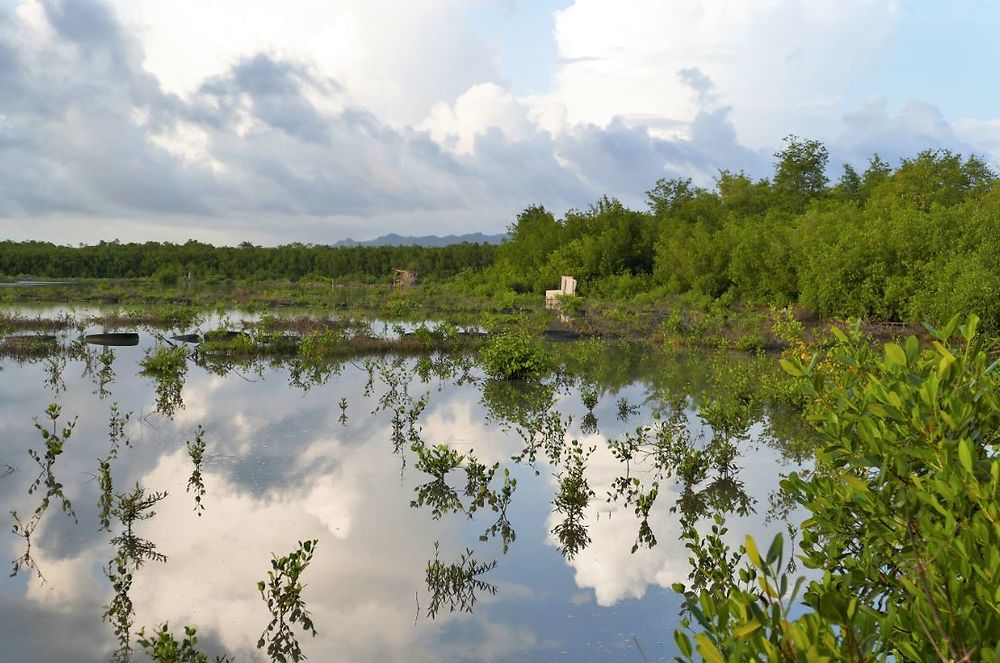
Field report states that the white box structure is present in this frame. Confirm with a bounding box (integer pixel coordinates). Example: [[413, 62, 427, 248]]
[[545, 275, 577, 307]]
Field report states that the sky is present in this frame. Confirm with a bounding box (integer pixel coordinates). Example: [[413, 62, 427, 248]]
[[1, 0, 998, 245]]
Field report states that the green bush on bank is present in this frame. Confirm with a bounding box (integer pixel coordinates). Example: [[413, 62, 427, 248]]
[[673, 315, 1000, 661]]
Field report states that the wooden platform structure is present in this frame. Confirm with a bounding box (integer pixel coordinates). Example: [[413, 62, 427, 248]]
[[393, 269, 417, 289]]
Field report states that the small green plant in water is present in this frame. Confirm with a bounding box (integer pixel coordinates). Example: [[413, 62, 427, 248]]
[[424, 541, 497, 619], [616, 396, 639, 421], [137, 624, 233, 663], [43, 355, 66, 394], [94, 346, 116, 398], [186, 425, 207, 516], [28, 402, 77, 522], [411, 444, 465, 519], [551, 439, 595, 559], [98, 403, 132, 532], [479, 330, 551, 380], [140, 345, 189, 417], [104, 483, 168, 662], [257, 539, 319, 663], [110, 484, 169, 566], [337, 397, 348, 426]]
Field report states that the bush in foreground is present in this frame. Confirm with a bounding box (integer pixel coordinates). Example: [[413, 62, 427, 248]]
[[674, 315, 1000, 661]]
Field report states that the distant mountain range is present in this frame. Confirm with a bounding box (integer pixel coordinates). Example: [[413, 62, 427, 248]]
[[333, 232, 507, 248]]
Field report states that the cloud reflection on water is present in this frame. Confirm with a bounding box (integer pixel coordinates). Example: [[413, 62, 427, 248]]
[[1, 336, 800, 661]]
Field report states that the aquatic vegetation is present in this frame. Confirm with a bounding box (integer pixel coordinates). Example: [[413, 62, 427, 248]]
[[104, 551, 137, 662], [43, 355, 66, 393], [479, 329, 551, 380], [409, 445, 519, 552], [580, 411, 599, 435], [138, 624, 233, 663], [9, 510, 43, 579], [109, 483, 169, 568], [0, 333, 62, 361], [88, 306, 203, 331], [0, 311, 73, 334], [424, 542, 497, 620], [337, 396, 348, 426], [98, 404, 133, 532], [103, 483, 169, 661], [676, 475, 754, 524], [28, 403, 77, 522], [94, 346, 116, 398], [257, 539, 319, 663], [510, 409, 569, 467], [186, 425, 207, 516], [97, 458, 114, 533], [108, 402, 132, 450], [287, 356, 342, 391], [472, 466, 517, 553], [550, 439, 595, 559], [481, 378, 557, 431], [141, 343, 190, 376], [411, 444, 465, 519], [615, 396, 639, 421], [140, 345, 190, 417]]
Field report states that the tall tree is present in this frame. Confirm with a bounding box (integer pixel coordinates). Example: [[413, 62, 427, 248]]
[[772, 135, 829, 213]]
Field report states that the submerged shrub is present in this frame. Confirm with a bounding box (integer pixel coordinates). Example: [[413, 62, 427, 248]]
[[478, 330, 551, 380], [139, 345, 188, 377]]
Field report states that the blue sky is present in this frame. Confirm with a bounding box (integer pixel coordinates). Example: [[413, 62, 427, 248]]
[[467, 0, 570, 96], [1, 0, 998, 244], [845, 1, 999, 121]]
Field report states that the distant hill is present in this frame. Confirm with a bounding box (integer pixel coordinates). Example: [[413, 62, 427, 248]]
[[334, 232, 507, 248]]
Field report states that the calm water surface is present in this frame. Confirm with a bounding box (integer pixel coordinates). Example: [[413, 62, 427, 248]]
[[0, 309, 805, 662]]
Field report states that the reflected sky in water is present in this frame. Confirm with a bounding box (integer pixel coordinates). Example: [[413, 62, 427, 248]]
[[0, 315, 803, 662]]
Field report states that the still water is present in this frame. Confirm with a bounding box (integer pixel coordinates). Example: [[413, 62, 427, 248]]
[[0, 309, 806, 662]]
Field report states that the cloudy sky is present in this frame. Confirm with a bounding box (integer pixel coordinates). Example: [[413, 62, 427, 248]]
[[1, 0, 998, 245]]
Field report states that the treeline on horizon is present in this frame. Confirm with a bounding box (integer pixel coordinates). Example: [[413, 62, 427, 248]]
[[0, 239, 498, 283], [2, 137, 998, 328]]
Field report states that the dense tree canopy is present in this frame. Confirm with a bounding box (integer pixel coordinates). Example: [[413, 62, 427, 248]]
[[491, 142, 999, 329]]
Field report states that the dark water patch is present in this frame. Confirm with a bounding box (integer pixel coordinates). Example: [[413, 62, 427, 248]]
[[85, 333, 140, 347]]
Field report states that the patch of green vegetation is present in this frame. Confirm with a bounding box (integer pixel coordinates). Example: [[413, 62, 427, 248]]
[[479, 329, 552, 380], [673, 315, 1000, 660], [257, 539, 319, 662], [138, 624, 232, 663]]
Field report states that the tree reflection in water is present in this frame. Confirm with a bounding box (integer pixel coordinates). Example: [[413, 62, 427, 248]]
[[551, 439, 595, 559], [139, 345, 190, 418], [99, 404, 133, 532]]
